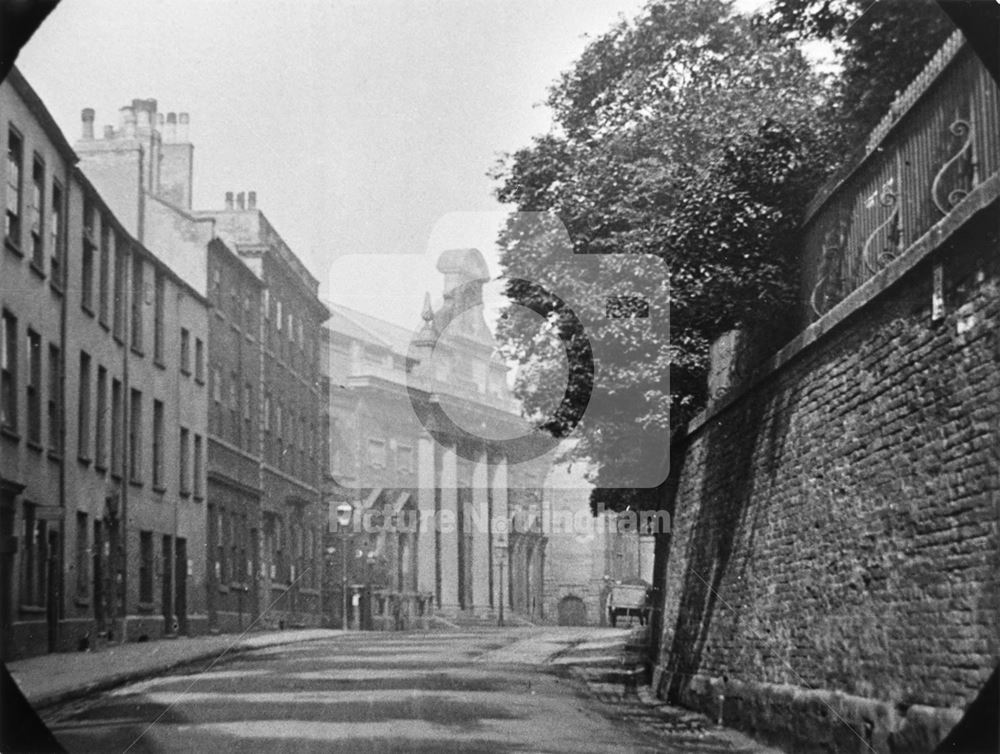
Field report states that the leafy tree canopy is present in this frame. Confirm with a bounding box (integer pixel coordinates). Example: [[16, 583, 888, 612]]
[[762, 0, 955, 146], [492, 0, 839, 508]]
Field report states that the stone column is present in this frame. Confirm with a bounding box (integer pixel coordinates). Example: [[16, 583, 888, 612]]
[[491, 454, 509, 610], [438, 442, 460, 611], [471, 448, 490, 615], [416, 435, 437, 596]]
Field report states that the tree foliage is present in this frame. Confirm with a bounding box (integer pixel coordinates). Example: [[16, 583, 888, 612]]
[[762, 0, 955, 147], [492, 0, 839, 506]]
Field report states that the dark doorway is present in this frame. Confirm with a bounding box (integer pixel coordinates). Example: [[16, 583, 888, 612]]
[[161, 535, 173, 633], [557, 595, 587, 626], [0, 502, 16, 660], [249, 529, 259, 621], [174, 538, 187, 635], [46, 529, 59, 652], [93, 519, 105, 635]]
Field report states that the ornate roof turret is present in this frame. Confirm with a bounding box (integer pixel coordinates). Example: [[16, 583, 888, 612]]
[[414, 292, 437, 348]]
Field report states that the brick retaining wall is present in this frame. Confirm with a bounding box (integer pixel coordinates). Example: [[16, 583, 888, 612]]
[[653, 205, 999, 752]]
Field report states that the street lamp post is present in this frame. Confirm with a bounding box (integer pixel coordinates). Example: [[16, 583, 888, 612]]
[[335, 502, 354, 631]]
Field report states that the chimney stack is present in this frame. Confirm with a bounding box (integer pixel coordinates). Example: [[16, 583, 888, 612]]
[[165, 112, 177, 142], [81, 108, 95, 140], [236, 191, 245, 210], [248, 191, 257, 210], [104, 125, 115, 139], [225, 192, 234, 211], [130, 98, 157, 134], [178, 112, 189, 142], [120, 106, 136, 138]]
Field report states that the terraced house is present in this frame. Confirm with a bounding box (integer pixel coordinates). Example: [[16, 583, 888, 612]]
[[74, 101, 331, 632], [0, 68, 209, 660]]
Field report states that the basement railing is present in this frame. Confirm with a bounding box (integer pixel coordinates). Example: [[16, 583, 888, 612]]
[[802, 31, 999, 323]]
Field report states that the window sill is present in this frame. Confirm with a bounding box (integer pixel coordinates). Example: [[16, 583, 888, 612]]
[[99, 319, 109, 332], [78, 454, 92, 466], [153, 484, 167, 494], [229, 581, 249, 592], [130, 345, 144, 358], [5, 238, 23, 257], [26, 440, 43, 453], [193, 494, 204, 503], [180, 368, 192, 378], [299, 587, 320, 596], [137, 601, 155, 614], [49, 279, 64, 296], [29, 261, 45, 280], [111, 470, 122, 481], [217, 584, 230, 594], [154, 359, 165, 371], [19, 604, 45, 615], [81, 304, 94, 318], [179, 490, 191, 499], [94, 462, 107, 473], [47, 450, 63, 463], [74, 596, 91, 608], [0, 426, 21, 443], [195, 377, 205, 386], [113, 334, 124, 346], [129, 478, 143, 488]]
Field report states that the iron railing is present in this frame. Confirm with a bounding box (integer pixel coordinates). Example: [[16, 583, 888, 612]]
[[802, 32, 999, 323]]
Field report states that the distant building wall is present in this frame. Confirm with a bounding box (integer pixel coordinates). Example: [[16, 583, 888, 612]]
[[542, 456, 656, 626]]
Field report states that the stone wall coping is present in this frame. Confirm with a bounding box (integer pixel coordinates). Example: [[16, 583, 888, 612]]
[[684, 173, 999, 441]]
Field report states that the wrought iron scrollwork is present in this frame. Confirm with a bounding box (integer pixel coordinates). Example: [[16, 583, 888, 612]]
[[862, 186, 901, 275], [811, 222, 846, 318], [932, 118, 975, 215]]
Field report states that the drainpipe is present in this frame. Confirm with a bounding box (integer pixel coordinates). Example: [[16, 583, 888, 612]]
[[172, 289, 182, 634], [119, 244, 131, 644], [57, 159, 72, 652]]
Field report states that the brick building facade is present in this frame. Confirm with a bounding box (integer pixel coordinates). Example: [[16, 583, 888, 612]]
[[1, 69, 209, 660], [75, 101, 330, 631]]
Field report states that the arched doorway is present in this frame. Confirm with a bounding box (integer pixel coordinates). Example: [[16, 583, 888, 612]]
[[557, 594, 587, 626]]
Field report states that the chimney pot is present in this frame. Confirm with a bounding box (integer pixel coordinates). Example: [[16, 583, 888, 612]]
[[236, 192, 246, 210], [104, 125, 115, 139], [248, 191, 257, 210], [165, 112, 177, 142], [81, 108, 95, 140], [178, 112, 189, 141], [157, 113, 165, 127], [225, 192, 234, 211]]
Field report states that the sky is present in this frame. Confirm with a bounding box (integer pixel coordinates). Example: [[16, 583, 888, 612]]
[[15, 0, 690, 331]]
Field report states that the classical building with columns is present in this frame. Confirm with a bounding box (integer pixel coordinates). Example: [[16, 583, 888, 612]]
[[325, 248, 545, 626]]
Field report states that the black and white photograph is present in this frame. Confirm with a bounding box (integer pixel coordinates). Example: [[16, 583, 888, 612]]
[[0, 0, 997, 751]]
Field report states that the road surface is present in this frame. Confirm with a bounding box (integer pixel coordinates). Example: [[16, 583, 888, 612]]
[[43, 627, 774, 753], [42, 628, 652, 753]]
